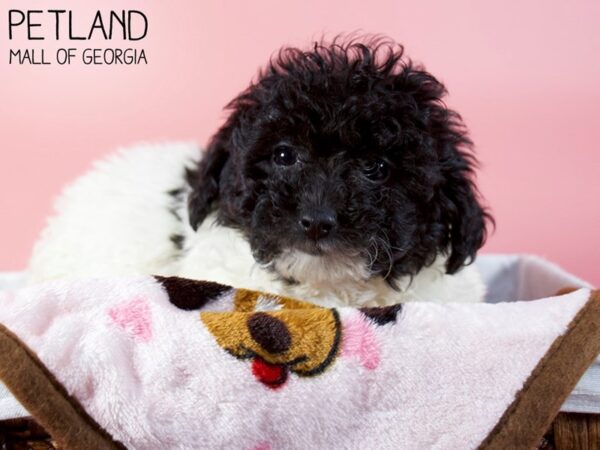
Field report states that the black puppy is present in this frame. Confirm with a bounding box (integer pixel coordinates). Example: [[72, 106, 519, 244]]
[[187, 36, 491, 295]]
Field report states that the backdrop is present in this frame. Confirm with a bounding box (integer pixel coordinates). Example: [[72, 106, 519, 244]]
[[1, 0, 598, 285]]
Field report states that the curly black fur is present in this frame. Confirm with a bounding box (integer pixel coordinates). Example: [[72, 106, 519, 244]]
[[187, 35, 492, 285]]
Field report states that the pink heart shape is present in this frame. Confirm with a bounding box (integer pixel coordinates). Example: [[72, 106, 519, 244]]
[[108, 298, 152, 342], [341, 313, 381, 370], [250, 443, 271, 450]]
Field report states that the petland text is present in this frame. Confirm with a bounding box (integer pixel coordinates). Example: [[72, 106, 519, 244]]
[[7, 9, 148, 65]]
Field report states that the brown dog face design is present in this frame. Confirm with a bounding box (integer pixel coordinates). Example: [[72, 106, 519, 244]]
[[200, 290, 341, 388], [160, 277, 402, 389]]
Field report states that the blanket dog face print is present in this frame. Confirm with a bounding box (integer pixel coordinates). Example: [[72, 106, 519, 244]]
[[198, 289, 401, 388]]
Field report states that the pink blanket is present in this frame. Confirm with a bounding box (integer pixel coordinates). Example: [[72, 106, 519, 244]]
[[0, 275, 599, 449]]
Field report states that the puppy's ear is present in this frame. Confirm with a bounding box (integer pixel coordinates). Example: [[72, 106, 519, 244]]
[[440, 166, 490, 274], [395, 65, 492, 274], [187, 124, 232, 231]]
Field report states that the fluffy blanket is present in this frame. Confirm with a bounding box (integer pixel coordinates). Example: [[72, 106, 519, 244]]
[[0, 275, 599, 450]]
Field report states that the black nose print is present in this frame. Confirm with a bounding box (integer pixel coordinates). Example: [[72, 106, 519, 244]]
[[247, 312, 292, 354], [299, 209, 337, 240]]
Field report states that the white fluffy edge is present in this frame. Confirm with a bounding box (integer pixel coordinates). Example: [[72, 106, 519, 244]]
[[27, 142, 486, 308]]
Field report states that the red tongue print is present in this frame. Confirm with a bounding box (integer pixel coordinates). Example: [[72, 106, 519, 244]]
[[251, 357, 288, 388]]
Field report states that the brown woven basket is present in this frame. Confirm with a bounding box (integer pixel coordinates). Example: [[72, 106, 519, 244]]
[[0, 417, 57, 450]]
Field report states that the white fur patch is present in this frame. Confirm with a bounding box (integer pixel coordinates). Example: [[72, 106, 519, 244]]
[[255, 296, 283, 312], [273, 250, 369, 285]]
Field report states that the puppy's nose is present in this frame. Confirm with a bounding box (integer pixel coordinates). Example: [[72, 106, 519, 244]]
[[299, 209, 337, 240]]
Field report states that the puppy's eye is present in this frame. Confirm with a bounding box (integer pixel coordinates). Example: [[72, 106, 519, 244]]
[[273, 144, 298, 166], [364, 158, 390, 182]]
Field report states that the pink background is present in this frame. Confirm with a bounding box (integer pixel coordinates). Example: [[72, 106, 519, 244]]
[[1, 1, 599, 285]]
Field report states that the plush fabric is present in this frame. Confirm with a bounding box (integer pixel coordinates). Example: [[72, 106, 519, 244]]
[[0, 276, 599, 450]]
